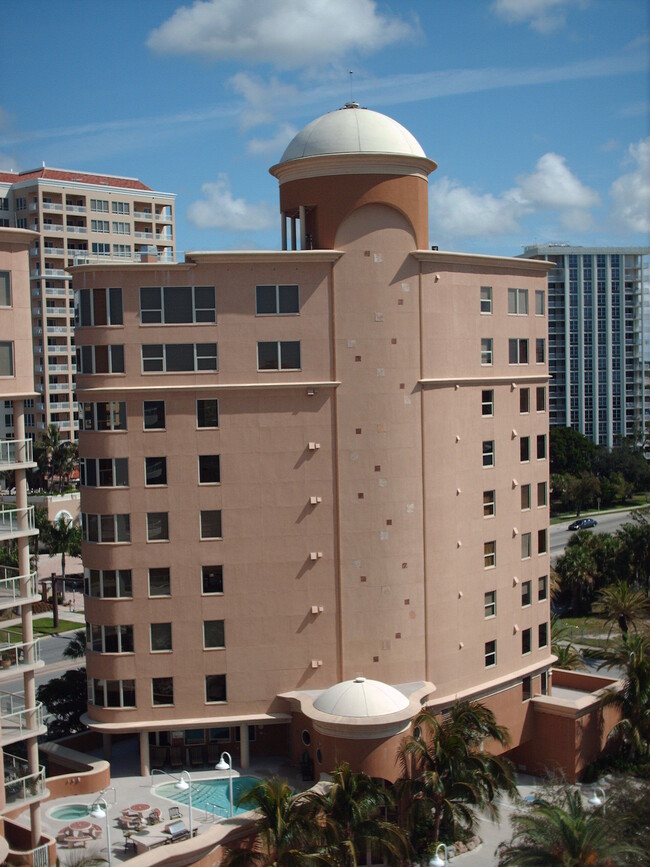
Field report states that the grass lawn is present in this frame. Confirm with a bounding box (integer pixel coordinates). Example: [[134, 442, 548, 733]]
[[0, 618, 80, 642], [557, 614, 609, 639]]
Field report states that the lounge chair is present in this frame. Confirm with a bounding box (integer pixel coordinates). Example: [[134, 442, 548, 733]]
[[147, 807, 162, 825], [189, 745, 203, 767], [169, 746, 183, 769], [150, 745, 168, 769], [168, 806, 182, 821]]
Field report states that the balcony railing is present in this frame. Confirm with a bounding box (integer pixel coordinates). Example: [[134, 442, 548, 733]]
[[44, 287, 69, 297], [72, 250, 183, 265], [0, 567, 38, 603], [0, 638, 42, 673], [42, 268, 66, 278], [66, 204, 86, 213], [134, 231, 154, 239], [42, 202, 63, 212], [47, 383, 69, 393], [0, 507, 35, 538], [48, 363, 70, 372], [41, 224, 63, 233], [3, 754, 46, 808], [66, 225, 87, 234], [48, 402, 70, 411], [0, 438, 33, 467], [43, 247, 64, 257], [0, 692, 43, 742], [46, 325, 68, 335]]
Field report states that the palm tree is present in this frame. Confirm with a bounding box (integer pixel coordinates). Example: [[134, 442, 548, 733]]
[[554, 532, 598, 612], [220, 776, 326, 867], [617, 517, 650, 595], [497, 787, 640, 866], [34, 423, 60, 492], [44, 514, 82, 628], [304, 762, 408, 866], [551, 615, 584, 671], [592, 580, 650, 637], [397, 701, 516, 851], [64, 629, 86, 660]]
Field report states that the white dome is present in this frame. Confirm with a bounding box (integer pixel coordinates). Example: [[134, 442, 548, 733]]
[[279, 104, 426, 163], [313, 677, 410, 718]]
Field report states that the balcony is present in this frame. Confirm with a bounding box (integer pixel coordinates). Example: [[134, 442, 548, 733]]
[[42, 268, 66, 278], [46, 382, 69, 393], [44, 286, 69, 298], [45, 306, 67, 316], [133, 210, 153, 220], [42, 202, 63, 213], [0, 693, 45, 746], [48, 363, 70, 372], [156, 232, 173, 241], [28, 203, 38, 212], [46, 325, 68, 335], [43, 246, 64, 257], [66, 203, 86, 214], [155, 210, 173, 223], [41, 223, 63, 233], [134, 230, 154, 239], [2, 754, 46, 810], [46, 345, 68, 354], [48, 402, 70, 411], [32, 326, 42, 336], [0, 638, 42, 675], [66, 225, 87, 234], [0, 508, 36, 542], [0, 438, 34, 469]]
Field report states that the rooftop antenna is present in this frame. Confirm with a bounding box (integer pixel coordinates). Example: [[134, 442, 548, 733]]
[[344, 71, 359, 109]]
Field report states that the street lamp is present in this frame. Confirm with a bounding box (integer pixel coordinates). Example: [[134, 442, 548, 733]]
[[216, 751, 234, 817], [90, 796, 113, 866], [588, 786, 607, 815], [175, 770, 194, 837], [430, 843, 448, 867]]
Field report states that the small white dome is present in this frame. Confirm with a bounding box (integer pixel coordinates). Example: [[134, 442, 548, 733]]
[[313, 677, 410, 718], [279, 104, 426, 163]]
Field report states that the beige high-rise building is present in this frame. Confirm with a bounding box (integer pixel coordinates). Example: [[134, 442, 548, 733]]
[[72, 106, 613, 784], [0, 168, 175, 443]]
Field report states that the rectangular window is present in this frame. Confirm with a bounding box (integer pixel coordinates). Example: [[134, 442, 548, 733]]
[[112, 221, 130, 235], [508, 287, 529, 314], [509, 338, 529, 364], [522, 580, 532, 606], [539, 622, 548, 648], [149, 567, 171, 597], [0, 272, 11, 307], [522, 676, 532, 701], [141, 343, 218, 372], [139, 286, 216, 324], [202, 565, 223, 594], [537, 481, 547, 507], [536, 386, 546, 412], [91, 242, 110, 256], [200, 511, 222, 539], [522, 628, 531, 655], [535, 290, 545, 315], [538, 529, 547, 554], [112, 201, 131, 215], [519, 388, 530, 413], [538, 575, 548, 601], [537, 434, 546, 460], [255, 284, 299, 314], [482, 440, 494, 467], [204, 620, 225, 649], [205, 674, 227, 703], [82, 513, 130, 543], [484, 590, 496, 618], [480, 286, 492, 314], [536, 338, 545, 363], [85, 568, 132, 598], [152, 677, 174, 706], [481, 389, 494, 416], [520, 437, 530, 462], [145, 457, 167, 486], [81, 457, 128, 487], [91, 678, 135, 708], [257, 341, 301, 371], [197, 399, 219, 428], [151, 622, 172, 652], [91, 219, 109, 233], [147, 512, 169, 541], [485, 640, 497, 668], [91, 199, 108, 212], [143, 400, 165, 429], [0, 342, 14, 377], [113, 244, 131, 257], [484, 541, 496, 569], [82, 401, 126, 431], [76, 344, 124, 373], [521, 532, 532, 559], [483, 490, 495, 517], [521, 484, 531, 510], [199, 455, 220, 484], [481, 338, 493, 365], [87, 623, 133, 653]]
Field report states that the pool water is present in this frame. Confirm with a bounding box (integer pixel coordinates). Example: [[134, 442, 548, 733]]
[[155, 776, 258, 817], [49, 804, 91, 821]]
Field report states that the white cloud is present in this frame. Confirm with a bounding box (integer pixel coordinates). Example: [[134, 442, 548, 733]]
[[187, 174, 276, 232], [609, 138, 650, 234], [492, 0, 588, 33], [517, 152, 600, 211], [229, 73, 298, 130], [430, 178, 524, 237], [247, 123, 298, 157], [147, 0, 416, 68]]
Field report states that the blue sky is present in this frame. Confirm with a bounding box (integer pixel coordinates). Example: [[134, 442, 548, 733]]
[[1, 0, 648, 256]]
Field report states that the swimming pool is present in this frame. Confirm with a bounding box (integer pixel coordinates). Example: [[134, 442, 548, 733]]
[[49, 803, 91, 821], [155, 776, 258, 817]]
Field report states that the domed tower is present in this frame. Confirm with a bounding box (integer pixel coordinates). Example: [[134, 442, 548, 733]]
[[270, 103, 436, 251]]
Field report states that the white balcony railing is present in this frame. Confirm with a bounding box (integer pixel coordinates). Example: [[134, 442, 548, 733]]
[[0, 637, 42, 671], [44, 287, 69, 297], [28, 203, 38, 212], [0, 439, 33, 468], [45, 306, 67, 316], [48, 402, 70, 411], [48, 363, 70, 372], [41, 224, 63, 233], [0, 567, 38, 603], [46, 326, 68, 335], [47, 383, 69, 393], [43, 269, 66, 278], [134, 211, 152, 220], [3, 754, 46, 807], [0, 692, 43, 742], [66, 225, 87, 234], [43, 247, 64, 257], [134, 231, 154, 239], [32, 327, 42, 336], [42, 202, 63, 212], [66, 204, 86, 213]]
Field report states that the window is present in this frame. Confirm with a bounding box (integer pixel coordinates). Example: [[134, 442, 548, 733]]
[[538, 529, 547, 554], [484, 591, 496, 618], [481, 338, 493, 365], [112, 201, 130, 215], [483, 490, 496, 517], [522, 628, 531, 654], [76, 288, 123, 326], [481, 389, 494, 416], [91, 199, 108, 212], [536, 386, 546, 412], [520, 437, 530, 462], [76, 344, 125, 373], [522, 580, 532, 606], [540, 671, 548, 695], [538, 575, 548, 601], [92, 242, 110, 256], [535, 290, 545, 315], [85, 568, 132, 598], [539, 622, 548, 648], [147, 512, 169, 541], [204, 620, 225, 649], [91, 679, 135, 708], [152, 677, 174, 706], [141, 343, 218, 372], [113, 244, 131, 257], [149, 568, 171, 597], [205, 674, 227, 703], [509, 338, 529, 364], [537, 481, 547, 507], [0, 272, 11, 307], [202, 565, 223, 594], [82, 401, 126, 431], [112, 221, 130, 235], [200, 511, 222, 539], [257, 341, 301, 371], [522, 676, 532, 701], [82, 513, 130, 543], [197, 399, 218, 428], [15, 197, 26, 211], [0, 342, 14, 377], [87, 623, 133, 653], [521, 532, 532, 559], [537, 434, 546, 460], [145, 457, 167, 486], [485, 640, 497, 668], [255, 284, 299, 314], [519, 388, 530, 413], [484, 541, 496, 569], [521, 484, 531, 510], [482, 440, 494, 467], [91, 219, 109, 233], [536, 338, 545, 363], [151, 623, 172, 652], [139, 286, 216, 324], [81, 457, 128, 487], [209, 727, 231, 742], [199, 455, 220, 484], [143, 400, 165, 429], [508, 287, 528, 314], [480, 286, 492, 314]]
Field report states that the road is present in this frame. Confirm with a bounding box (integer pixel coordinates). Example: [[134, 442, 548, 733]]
[[550, 507, 642, 560], [1, 629, 84, 692]]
